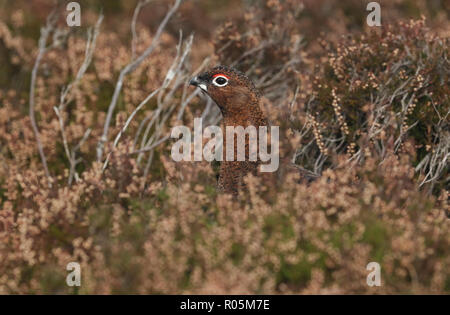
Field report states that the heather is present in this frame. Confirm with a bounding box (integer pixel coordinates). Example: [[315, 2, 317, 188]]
[[0, 0, 448, 294]]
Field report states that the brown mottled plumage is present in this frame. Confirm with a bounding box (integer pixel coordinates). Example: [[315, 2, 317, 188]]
[[190, 66, 268, 195]]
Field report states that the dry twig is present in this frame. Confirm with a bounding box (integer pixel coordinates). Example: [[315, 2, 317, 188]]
[[29, 10, 59, 187], [96, 0, 182, 161]]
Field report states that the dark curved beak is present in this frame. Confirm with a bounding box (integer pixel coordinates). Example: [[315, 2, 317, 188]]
[[189, 76, 200, 87], [189, 76, 208, 92]]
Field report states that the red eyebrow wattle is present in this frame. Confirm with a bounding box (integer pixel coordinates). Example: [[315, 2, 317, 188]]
[[213, 73, 229, 79]]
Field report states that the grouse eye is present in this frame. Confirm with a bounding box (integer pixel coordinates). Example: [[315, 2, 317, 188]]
[[212, 75, 229, 87]]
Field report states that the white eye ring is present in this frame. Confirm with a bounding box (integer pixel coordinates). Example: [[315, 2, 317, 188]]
[[212, 75, 229, 87]]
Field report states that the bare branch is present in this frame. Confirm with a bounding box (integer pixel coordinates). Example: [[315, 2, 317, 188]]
[[131, 0, 153, 60], [97, 0, 183, 161], [102, 88, 161, 172], [54, 13, 103, 185], [29, 10, 58, 188], [131, 135, 170, 154]]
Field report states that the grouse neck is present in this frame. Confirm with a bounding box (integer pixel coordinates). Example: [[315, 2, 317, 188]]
[[220, 98, 266, 128]]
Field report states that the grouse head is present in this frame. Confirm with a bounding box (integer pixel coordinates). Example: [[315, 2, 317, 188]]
[[189, 65, 262, 119]]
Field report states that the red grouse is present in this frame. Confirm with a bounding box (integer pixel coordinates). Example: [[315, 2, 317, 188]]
[[190, 66, 268, 195]]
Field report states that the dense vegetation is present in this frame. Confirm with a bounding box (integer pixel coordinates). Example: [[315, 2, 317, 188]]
[[0, 0, 448, 294]]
